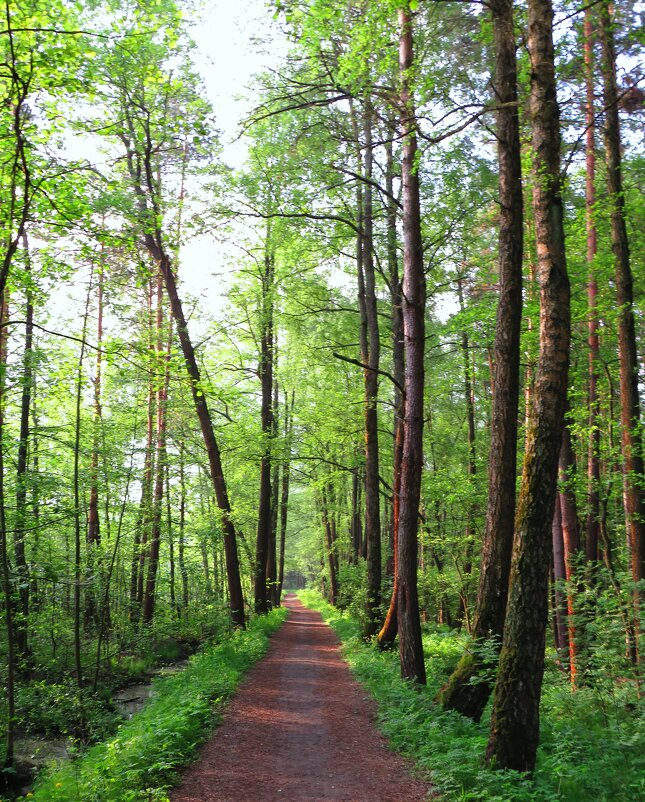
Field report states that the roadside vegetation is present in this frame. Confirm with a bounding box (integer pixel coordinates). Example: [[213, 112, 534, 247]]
[[23, 609, 286, 802], [300, 590, 645, 802]]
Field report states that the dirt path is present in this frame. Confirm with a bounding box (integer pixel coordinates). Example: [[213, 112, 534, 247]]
[[170, 595, 430, 802]]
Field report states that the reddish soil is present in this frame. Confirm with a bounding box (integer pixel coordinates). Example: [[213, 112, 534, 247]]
[[170, 595, 431, 802]]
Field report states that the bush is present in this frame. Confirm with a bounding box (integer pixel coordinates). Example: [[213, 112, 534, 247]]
[[16, 680, 120, 742]]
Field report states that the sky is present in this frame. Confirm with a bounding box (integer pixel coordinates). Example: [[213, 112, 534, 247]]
[[176, 0, 287, 317]]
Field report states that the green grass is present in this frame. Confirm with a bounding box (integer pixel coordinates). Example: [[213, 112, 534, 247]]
[[299, 589, 645, 802], [23, 608, 287, 802]]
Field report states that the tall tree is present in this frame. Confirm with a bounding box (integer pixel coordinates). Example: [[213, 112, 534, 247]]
[[599, 0, 645, 663], [438, 0, 523, 720], [396, 3, 426, 685], [486, 0, 571, 771]]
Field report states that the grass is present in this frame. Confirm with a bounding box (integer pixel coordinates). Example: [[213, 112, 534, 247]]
[[299, 589, 645, 802], [22, 607, 287, 802]]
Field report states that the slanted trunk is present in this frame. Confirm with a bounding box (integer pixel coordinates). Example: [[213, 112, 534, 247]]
[[438, 0, 523, 720], [486, 0, 570, 771]]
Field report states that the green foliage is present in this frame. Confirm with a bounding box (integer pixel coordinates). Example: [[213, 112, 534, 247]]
[[15, 681, 119, 743], [26, 608, 286, 802], [300, 591, 645, 802]]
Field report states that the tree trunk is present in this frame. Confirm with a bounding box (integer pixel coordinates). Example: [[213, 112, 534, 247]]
[[254, 243, 275, 614], [277, 391, 294, 600], [0, 288, 15, 769], [320, 483, 339, 605], [396, 5, 426, 685], [267, 380, 280, 607], [486, 0, 570, 771], [13, 233, 33, 666], [142, 274, 170, 624], [438, 0, 523, 720], [178, 440, 189, 609], [130, 283, 156, 621], [551, 496, 569, 655], [377, 130, 404, 648], [600, 0, 645, 664], [584, 6, 601, 566], [558, 419, 582, 686], [361, 99, 382, 637]]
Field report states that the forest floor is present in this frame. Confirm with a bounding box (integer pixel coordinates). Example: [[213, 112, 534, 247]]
[[169, 595, 432, 802]]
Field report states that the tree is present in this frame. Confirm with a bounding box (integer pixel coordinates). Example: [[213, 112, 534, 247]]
[[438, 0, 523, 720], [396, 3, 426, 685], [486, 0, 571, 771]]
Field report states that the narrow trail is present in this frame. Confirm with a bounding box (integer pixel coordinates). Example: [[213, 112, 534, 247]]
[[170, 595, 431, 802]]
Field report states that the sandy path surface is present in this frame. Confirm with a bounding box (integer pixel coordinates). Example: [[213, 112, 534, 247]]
[[170, 595, 430, 802]]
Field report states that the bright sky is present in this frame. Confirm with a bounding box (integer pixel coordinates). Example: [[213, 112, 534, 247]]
[[179, 0, 287, 317]]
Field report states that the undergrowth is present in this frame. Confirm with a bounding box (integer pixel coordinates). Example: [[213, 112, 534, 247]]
[[23, 607, 287, 802], [299, 589, 645, 802]]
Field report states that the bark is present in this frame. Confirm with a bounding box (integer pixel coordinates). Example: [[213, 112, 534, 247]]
[[0, 289, 15, 768], [268, 382, 281, 607], [87, 265, 103, 550], [74, 275, 95, 686], [600, 0, 645, 661], [396, 6, 426, 685], [551, 496, 569, 654], [438, 0, 523, 720], [457, 277, 477, 622], [584, 7, 601, 565], [178, 440, 189, 609], [255, 243, 275, 614], [13, 233, 33, 665], [558, 420, 582, 686], [486, 0, 570, 771], [361, 100, 382, 637], [277, 391, 294, 600], [378, 130, 405, 648], [320, 483, 339, 606], [130, 283, 156, 620], [142, 275, 170, 624]]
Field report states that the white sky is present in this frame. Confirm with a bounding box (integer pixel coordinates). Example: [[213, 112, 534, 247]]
[[178, 0, 287, 319]]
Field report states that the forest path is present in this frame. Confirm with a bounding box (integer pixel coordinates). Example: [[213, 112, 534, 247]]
[[169, 595, 431, 802]]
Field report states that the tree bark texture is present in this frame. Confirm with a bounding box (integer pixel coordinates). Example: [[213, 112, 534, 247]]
[[13, 234, 33, 664], [600, 0, 645, 661], [584, 7, 601, 565], [396, 5, 426, 685], [363, 105, 382, 637], [486, 0, 570, 771], [254, 245, 275, 614], [438, 0, 523, 721], [142, 275, 170, 624]]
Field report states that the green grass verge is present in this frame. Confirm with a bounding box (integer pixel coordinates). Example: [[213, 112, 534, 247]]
[[299, 589, 645, 802], [24, 608, 287, 802]]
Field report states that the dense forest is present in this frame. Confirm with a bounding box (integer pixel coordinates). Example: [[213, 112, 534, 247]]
[[0, 0, 643, 799]]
